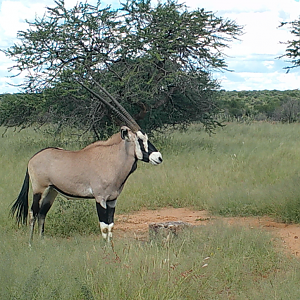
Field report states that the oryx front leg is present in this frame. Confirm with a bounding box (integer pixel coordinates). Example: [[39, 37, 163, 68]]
[[96, 199, 116, 243]]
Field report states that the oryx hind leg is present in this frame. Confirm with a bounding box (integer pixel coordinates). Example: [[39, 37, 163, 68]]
[[38, 187, 58, 239], [29, 187, 57, 245], [96, 199, 117, 243], [29, 193, 42, 246]]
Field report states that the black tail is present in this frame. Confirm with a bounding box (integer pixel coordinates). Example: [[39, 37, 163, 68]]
[[11, 169, 29, 225]]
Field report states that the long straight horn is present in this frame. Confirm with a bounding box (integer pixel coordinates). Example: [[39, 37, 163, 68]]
[[76, 80, 138, 130], [89, 76, 141, 132]]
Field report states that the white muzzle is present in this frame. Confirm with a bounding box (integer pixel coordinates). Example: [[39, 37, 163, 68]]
[[149, 152, 163, 165]]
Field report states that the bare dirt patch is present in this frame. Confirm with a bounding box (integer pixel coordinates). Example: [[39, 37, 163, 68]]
[[114, 207, 300, 256]]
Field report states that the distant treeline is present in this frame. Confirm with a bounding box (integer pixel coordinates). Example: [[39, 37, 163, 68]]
[[218, 89, 300, 123], [1, 89, 300, 129]]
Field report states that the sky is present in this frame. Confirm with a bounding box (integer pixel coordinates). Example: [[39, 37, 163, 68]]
[[0, 0, 300, 93]]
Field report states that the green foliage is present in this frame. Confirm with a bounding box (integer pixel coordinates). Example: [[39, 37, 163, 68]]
[[280, 19, 300, 71], [46, 198, 99, 236], [218, 89, 300, 122], [1, 0, 242, 136], [0, 93, 43, 127]]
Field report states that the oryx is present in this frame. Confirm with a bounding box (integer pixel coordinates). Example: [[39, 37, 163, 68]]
[[10, 81, 163, 244]]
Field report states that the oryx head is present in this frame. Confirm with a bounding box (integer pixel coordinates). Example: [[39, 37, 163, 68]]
[[77, 78, 163, 165], [121, 126, 163, 165]]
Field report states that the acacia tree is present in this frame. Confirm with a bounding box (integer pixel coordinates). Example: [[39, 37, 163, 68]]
[[280, 19, 300, 72], [1, 0, 242, 136]]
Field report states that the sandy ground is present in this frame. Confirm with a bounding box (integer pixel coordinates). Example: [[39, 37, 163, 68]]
[[114, 207, 300, 256]]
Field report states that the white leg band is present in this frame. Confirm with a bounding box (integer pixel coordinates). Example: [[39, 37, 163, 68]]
[[100, 222, 114, 240]]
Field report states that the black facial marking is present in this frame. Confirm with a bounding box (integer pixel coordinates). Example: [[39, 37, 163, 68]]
[[138, 138, 145, 152], [148, 140, 159, 153], [137, 138, 159, 163], [138, 139, 149, 162]]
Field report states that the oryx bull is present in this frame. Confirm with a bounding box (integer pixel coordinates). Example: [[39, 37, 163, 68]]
[[11, 81, 162, 245]]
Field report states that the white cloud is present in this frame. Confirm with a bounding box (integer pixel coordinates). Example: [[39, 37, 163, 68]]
[[0, 0, 95, 45], [263, 61, 275, 70], [0, 0, 85, 93], [216, 71, 300, 91], [185, 0, 300, 90], [224, 11, 290, 56], [0, 1, 50, 48], [185, 0, 300, 17], [1, 0, 300, 92]]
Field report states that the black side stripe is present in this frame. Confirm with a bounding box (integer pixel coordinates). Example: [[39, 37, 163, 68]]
[[50, 185, 95, 200]]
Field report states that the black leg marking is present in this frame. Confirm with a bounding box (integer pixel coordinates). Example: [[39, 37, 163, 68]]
[[96, 201, 116, 224], [39, 202, 52, 218], [96, 201, 116, 241], [31, 193, 42, 217], [96, 202, 107, 224], [37, 188, 57, 238], [38, 201, 51, 237], [107, 206, 115, 225], [29, 193, 41, 246]]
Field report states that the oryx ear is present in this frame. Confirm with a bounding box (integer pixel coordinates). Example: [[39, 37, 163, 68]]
[[121, 126, 130, 140]]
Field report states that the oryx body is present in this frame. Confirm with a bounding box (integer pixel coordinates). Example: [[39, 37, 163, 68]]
[[11, 84, 163, 245], [11, 126, 162, 244]]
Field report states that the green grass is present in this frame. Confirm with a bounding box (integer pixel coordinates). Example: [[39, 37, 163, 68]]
[[118, 122, 300, 223], [5, 122, 300, 229], [4, 122, 300, 228], [3, 123, 300, 298], [2, 222, 300, 299]]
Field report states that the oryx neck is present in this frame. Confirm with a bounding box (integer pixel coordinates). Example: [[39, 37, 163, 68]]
[[83, 132, 123, 150]]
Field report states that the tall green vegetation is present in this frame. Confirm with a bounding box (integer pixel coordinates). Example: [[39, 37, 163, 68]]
[[3, 123, 300, 298], [116, 122, 300, 223], [3, 122, 300, 236], [0, 0, 242, 136], [3, 89, 300, 133], [219, 89, 300, 122]]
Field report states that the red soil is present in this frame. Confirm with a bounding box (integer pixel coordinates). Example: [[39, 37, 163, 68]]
[[114, 207, 300, 256]]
